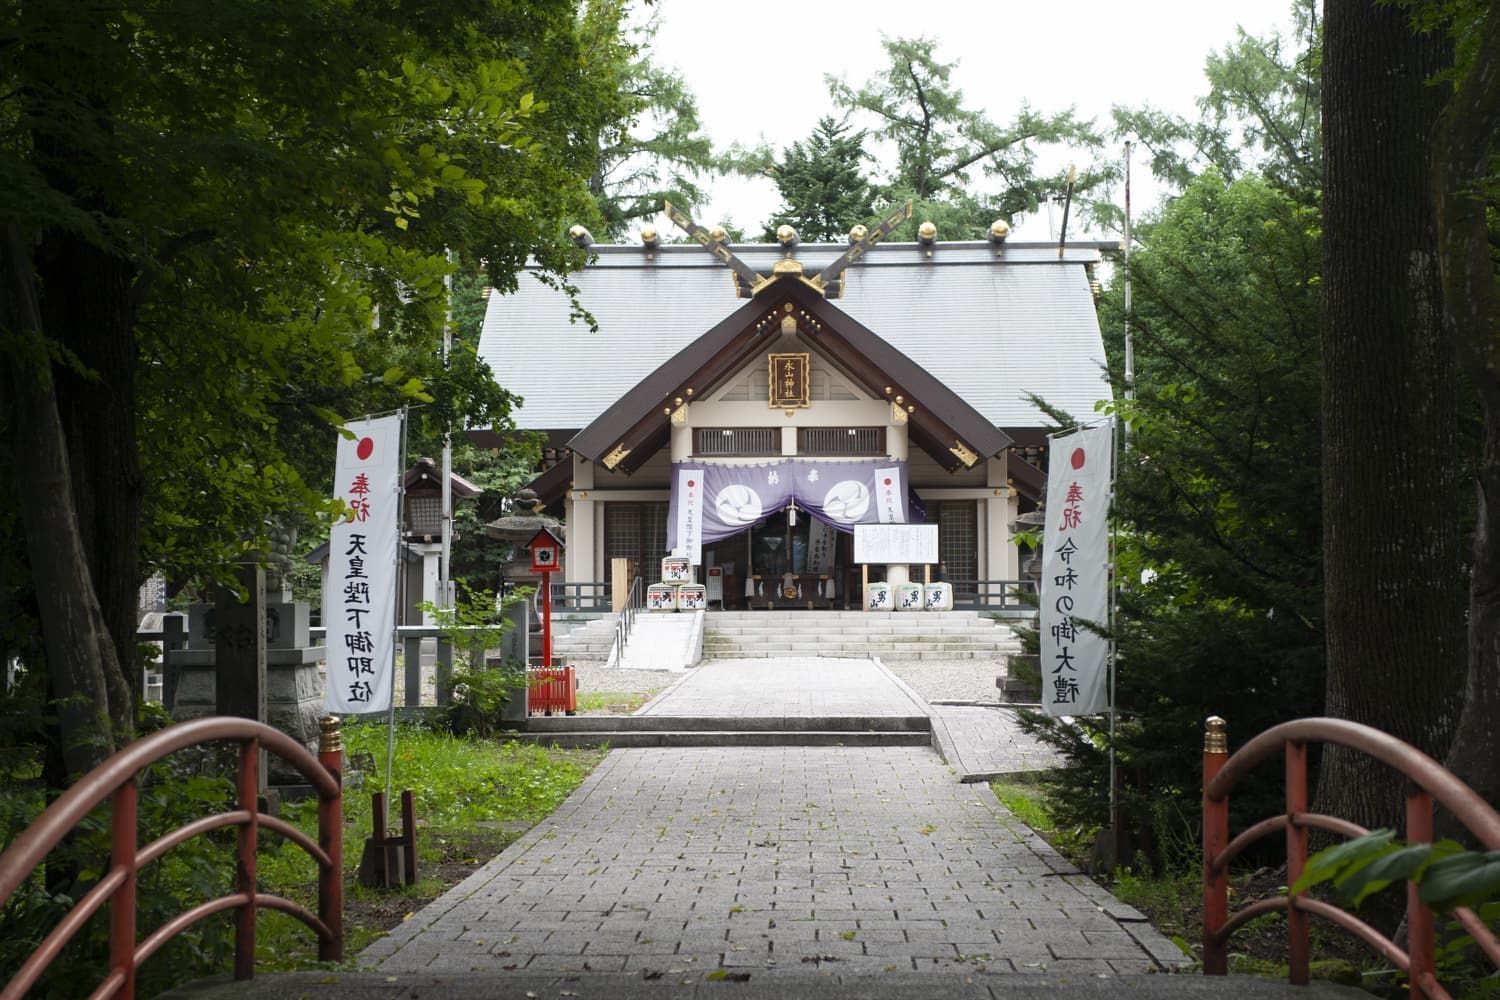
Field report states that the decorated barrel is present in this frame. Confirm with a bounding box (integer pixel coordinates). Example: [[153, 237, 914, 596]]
[[895, 582, 923, 611], [865, 582, 893, 611], [647, 584, 677, 612], [923, 582, 954, 611], [661, 556, 691, 584], [677, 584, 707, 611]]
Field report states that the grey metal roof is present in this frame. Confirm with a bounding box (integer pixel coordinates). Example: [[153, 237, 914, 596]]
[[478, 240, 1111, 432]]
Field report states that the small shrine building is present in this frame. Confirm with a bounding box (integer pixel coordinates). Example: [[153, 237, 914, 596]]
[[471, 212, 1113, 610]]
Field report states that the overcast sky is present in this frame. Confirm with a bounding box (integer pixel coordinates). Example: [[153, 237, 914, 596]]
[[643, 0, 1302, 241]]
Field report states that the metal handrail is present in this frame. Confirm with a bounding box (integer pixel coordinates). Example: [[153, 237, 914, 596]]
[[946, 579, 1038, 611], [609, 576, 644, 668], [0, 716, 344, 1000], [1201, 715, 1500, 998]]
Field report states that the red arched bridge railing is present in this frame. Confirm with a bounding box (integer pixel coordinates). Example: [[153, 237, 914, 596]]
[[1202, 715, 1500, 1000], [0, 716, 344, 1000]]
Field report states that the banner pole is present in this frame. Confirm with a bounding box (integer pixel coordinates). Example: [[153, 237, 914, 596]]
[[384, 406, 408, 821], [1108, 414, 1120, 844]]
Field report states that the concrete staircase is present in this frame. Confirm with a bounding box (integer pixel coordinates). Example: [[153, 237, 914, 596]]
[[702, 609, 1022, 660], [544, 612, 617, 664]]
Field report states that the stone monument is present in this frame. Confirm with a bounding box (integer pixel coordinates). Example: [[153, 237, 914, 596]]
[[166, 524, 327, 785]]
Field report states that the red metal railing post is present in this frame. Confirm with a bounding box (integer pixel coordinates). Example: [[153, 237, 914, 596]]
[[234, 738, 259, 980], [318, 716, 344, 964], [1406, 782, 1436, 998], [1202, 715, 1230, 976], [1285, 739, 1310, 986], [110, 779, 138, 1000]]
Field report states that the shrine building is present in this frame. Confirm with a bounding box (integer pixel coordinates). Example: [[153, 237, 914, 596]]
[[471, 210, 1113, 611]]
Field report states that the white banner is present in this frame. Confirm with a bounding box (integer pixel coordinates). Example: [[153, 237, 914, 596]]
[[325, 414, 402, 714], [1040, 421, 1113, 716], [874, 465, 906, 523], [675, 467, 704, 566]]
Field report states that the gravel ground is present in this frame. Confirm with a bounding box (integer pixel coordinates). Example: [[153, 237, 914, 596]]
[[572, 656, 1015, 709]]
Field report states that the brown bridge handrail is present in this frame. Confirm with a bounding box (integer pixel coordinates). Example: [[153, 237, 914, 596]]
[[1201, 715, 1500, 1000], [0, 715, 344, 1000]]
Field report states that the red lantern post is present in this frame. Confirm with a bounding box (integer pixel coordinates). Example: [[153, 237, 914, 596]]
[[525, 527, 564, 668]]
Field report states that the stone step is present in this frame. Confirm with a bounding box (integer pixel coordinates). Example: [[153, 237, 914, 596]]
[[511, 729, 933, 749], [527, 714, 931, 733]]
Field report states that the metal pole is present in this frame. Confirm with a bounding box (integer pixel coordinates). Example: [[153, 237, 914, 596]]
[[1123, 142, 1134, 406], [1108, 415, 1120, 845], [385, 406, 408, 816], [541, 570, 553, 667], [441, 252, 454, 612]]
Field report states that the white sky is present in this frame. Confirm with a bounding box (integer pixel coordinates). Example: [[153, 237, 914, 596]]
[[644, 0, 1301, 241]]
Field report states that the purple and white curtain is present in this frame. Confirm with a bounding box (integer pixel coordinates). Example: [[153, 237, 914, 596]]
[[667, 459, 908, 560]]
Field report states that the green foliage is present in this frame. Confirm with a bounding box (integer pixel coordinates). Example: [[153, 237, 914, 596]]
[[1, 0, 632, 746], [826, 35, 1106, 237], [580, 3, 735, 238], [422, 580, 528, 736], [1293, 830, 1500, 996], [0, 745, 240, 996], [763, 117, 878, 242], [1294, 830, 1500, 913], [1111, 0, 1321, 199], [1020, 168, 1324, 863]]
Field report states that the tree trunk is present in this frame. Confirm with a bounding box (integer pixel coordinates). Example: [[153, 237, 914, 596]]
[[1, 224, 129, 774], [1433, 6, 1500, 815], [1318, 0, 1466, 831], [39, 229, 142, 722]]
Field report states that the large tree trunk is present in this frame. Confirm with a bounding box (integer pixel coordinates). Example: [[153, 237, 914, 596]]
[[1, 224, 130, 774], [39, 229, 144, 715], [1433, 7, 1500, 814], [1318, 0, 1467, 831]]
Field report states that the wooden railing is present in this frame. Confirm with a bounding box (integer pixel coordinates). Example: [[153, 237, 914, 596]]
[[0, 716, 344, 1000], [1202, 715, 1500, 999]]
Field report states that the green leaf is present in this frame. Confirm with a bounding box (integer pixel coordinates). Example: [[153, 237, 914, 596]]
[[1418, 851, 1500, 911], [382, 366, 405, 385], [1291, 829, 1397, 896], [1335, 843, 1436, 907]]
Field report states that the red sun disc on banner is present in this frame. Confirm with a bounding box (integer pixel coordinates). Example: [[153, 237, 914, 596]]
[[688, 480, 696, 487], [357, 438, 375, 460], [883, 478, 892, 485], [1071, 448, 1086, 470]]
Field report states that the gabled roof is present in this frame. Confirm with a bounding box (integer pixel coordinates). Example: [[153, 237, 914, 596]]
[[477, 240, 1111, 440], [569, 280, 1011, 475]]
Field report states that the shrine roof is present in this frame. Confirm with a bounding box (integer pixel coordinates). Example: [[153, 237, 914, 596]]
[[477, 239, 1112, 436]]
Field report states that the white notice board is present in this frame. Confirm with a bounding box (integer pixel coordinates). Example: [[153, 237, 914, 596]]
[[854, 523, 939, 564]]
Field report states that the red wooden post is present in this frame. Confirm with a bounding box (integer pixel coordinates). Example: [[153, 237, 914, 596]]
[[1202, 715, 1229, 976], [400, 790, 418, 885], [1285, 739, 1310, 986], [235, 738, 260, 980], [109, 779, 138, 999], [318, 717, 344, 964], [1406, 784, 1436, 998]]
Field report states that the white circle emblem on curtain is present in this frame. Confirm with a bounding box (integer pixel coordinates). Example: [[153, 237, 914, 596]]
[[715, 484, 764, 525], [823, 480, 871, 523]]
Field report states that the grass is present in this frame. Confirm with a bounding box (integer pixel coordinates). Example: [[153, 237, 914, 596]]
[[989, 778, 1401, 991], [254, 721, 607, 969], [574, 688, 663, 714]]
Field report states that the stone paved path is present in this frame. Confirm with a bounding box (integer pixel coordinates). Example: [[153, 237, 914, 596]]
[[357, 746, 1183, 978], [639, 657, 928, 719]]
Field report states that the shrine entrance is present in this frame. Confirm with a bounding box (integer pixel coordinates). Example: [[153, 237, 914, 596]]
[[702, 508, 854, 610]]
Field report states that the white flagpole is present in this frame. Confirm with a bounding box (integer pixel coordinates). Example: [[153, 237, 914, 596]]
[[1108, 414, 1120, 844], [384, 406, 409, 821]]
